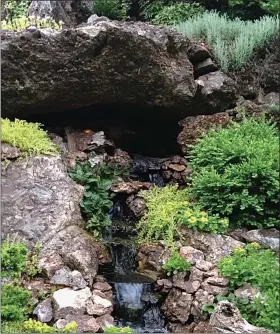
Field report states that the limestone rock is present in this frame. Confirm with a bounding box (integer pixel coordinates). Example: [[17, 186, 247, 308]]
[[110, 181, 152, 194], [92, 292, 113, 309], [126, 194, 147, 218], [210, 301, 272, 333], [196, 71, 237, 111], [1, 143, 21, 159], [1, 155, 110, 285], [33, 298, 53, 323], [1, 21, 196, 117], [156, 279, 173, 293], [181, 228, 244, 264], [179, 246, 204, 265], [195, 259, 215, 272], [52, 287, 92, 320], [243, 229, 280, 252], [69, 270, 88, 290], [194, 58, 218, 78], [187, 44, 212, 64], [28, 0, 93, 27], [191, 289, 215, 322], [137, 244, 170, 272], [92, 281, 112, 292], [96, 314, 114, 331], [201, 281, 228, 296], [65, 314, 100, 333], [177, 112, 230, 154], [162, 288, 192, 323]]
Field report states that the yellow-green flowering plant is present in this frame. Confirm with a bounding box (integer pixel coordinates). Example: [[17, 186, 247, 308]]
[[176, 206, 229, 234], [1, 15, 63, 31], [23, 319, 78, 333]]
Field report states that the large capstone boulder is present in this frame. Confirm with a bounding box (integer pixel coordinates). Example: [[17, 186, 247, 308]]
[[1, 21, 197, 117], [1, 155, 110, 285]]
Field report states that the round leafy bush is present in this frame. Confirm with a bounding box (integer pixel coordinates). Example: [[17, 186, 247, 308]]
[[188, 116, 279, 229]]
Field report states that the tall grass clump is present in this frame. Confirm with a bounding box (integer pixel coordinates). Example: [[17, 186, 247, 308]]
[[173, 11, 279, 72]]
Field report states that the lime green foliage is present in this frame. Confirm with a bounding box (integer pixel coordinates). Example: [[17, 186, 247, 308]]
[[1, 321, 24, 333], [162, 250, 192, 276], [93, 0, 131, 20], [1, 284, 32, 323], [104, 326, 132, 333], [137, 185, 229, 245], [69, 160, 128, 237], [23, 319, 78, 333], [3, 0, 31, 19], [1, 15, 63, 31], [217, 243, 279, 332], [1, 236, 41, 279], [137, 185, 189, 246], [140, 0, 204, 25], [189, 116, 279, 229], [174, 12, 279, 72], [177, 207, 229, 234], [1, 118, 59, 157]]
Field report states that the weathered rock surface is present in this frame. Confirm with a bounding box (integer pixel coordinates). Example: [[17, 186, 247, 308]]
[[263, 92, 280, 105], [33, 298, 53, 323], [210, 301, 272, 333], [187, 44, 212, 64], [162, 288, 193, 323], [181, 228, 244, 264], [137, 244, 170, 272], [177, 112, 230, 154], [65, 314, 100, 333], [243, 228, 280, 252], [194, 58, 218, 78], [1, 21, 197, 117], [110, 180, 152, 194], [1, 155, 110, 285], [28, 0, 93, 27], [126, 194, 147, 218], [51, 268, 87, 290], [1, 143, 21, 159], [95, 314, 114, 331], [196, 71, 237, 111], [52, 287, 92, 320]]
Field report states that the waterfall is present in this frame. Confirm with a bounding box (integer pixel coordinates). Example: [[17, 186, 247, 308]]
[[115, 283, 145, 310]]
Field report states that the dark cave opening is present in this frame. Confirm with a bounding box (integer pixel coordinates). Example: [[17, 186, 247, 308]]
[[24, 104, 183, 157]]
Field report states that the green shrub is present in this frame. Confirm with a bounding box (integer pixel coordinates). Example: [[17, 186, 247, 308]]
[[104, 326, 132, 333], [23, 319, 78, 333], [229, 0, 280, 17], [93, 0, 131, 20], [3, 0, 31, 19], [69, 160, 128, 237], [217, 243, 279, 332], [162, 250, 192, 276], [189, 116, 279, 229], [1, 236, 41, 279], [174, 12, 279, 72], [1, 15, 64, 31], [1, 284, 32, 322], [1, 118, 59, 157]]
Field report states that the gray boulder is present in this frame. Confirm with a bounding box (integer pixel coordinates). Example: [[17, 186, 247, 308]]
[[244, 228, 280, 253], [1, 155, 110, 285], [33, 298, 53, 323], [1, 21, 196, 117]]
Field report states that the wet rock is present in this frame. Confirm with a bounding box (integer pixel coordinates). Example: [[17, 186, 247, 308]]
[[195, 259, 214, 272], [187, 44, 212, 64], [28, 0, 93, 27], [210, 301, 272, 333], [243, 229, 280, 252], [33, 298, 53, 323], [126, 195, 147, 218], [194, 58, 218, 78], [191, 289, 215, 322], [65, 314, 100, 333], [1, 143, 21, 159], [137, 244, 170, 272], [52, 287, 92, 320], [234, 283, 260, 300], [2, 21, 196, 117], [181, 228, 244, 264], [110, 181, 152, 194], [162, 288, 193, 323], [179, 246, 204, 265], [95, 314, 114, 331], [263, 92, 280, 105], [196, 71, 237, 111], [177, 112, 230, 154]]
